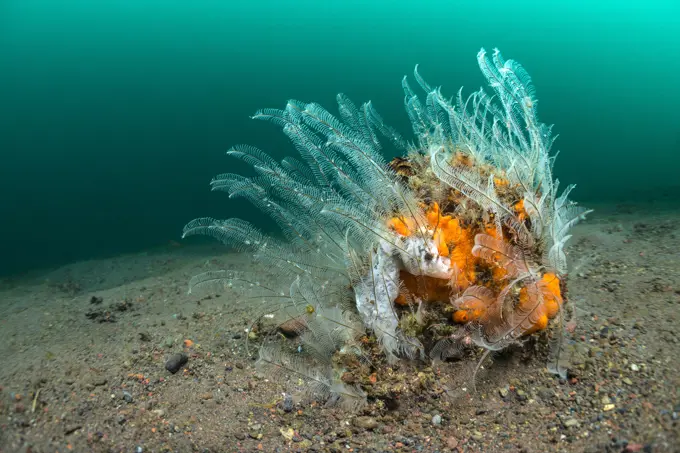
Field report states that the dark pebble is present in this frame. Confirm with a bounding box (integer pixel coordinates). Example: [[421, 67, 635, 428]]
[[281, 393, 294, 412], [165, 353, 188, 374]]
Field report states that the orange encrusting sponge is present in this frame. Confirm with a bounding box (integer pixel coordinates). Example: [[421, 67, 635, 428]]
[[538, 272, 563, 318], [513, 199, 527, 221], [387, 216, 414, 237], [510, 272, 563, 335], [387, 202, 564, 336], [452, 295, 490, 323], [451, 272, 562, 336]]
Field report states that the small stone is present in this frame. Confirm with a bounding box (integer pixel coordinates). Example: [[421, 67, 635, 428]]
[[280, 393, 294, 412], [563, 418, 580, 428], [516, 389, 527, 401], [64, 424, 82, 435], [630, 363, 640, 372], [165, 353, 188, 374], [446, 437, 459, 449], [280, 427, 295, 441], [499, 387, 509, 398], [537, 388, 553, 400], [353, 416, 379, 430], [603, 403, 616, 411], [122, 391, 133, 403], [431, 414, 442, 426], [623, 377, 633, 385], [249, 423, 263, 439], [601, 395, 611, 405], [292, 433, 305, 443]]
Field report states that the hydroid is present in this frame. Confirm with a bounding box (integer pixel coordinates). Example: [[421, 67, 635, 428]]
[[184, 48, 589, 407]]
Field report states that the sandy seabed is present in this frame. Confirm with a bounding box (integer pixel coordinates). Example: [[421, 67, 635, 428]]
[[1, 203, 679, 453]]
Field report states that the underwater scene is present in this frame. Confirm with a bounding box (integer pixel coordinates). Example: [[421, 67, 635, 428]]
[[1, 1, 679, 452]]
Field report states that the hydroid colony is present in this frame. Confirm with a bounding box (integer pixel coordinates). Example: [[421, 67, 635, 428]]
[[183, 49, 591, 409]]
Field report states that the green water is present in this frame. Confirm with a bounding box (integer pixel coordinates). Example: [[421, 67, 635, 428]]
[[0, 0, 678, 277]]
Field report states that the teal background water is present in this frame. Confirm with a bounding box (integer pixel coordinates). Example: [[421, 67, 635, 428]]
[[1, 0, 678, 277]]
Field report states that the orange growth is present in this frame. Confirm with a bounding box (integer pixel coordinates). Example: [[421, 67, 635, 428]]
[[539, 272, 563, 318], [517, 286, 549, 335], [515, 272, 563, 335], [452, 298, 488, 323], [451, 287, 495, 323], [513, 199, 527, 221], [493, 176, 509, 187], [387, 216, 414, 236]]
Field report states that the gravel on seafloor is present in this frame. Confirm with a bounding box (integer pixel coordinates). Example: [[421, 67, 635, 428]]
[[0, 211, 678, 452]]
